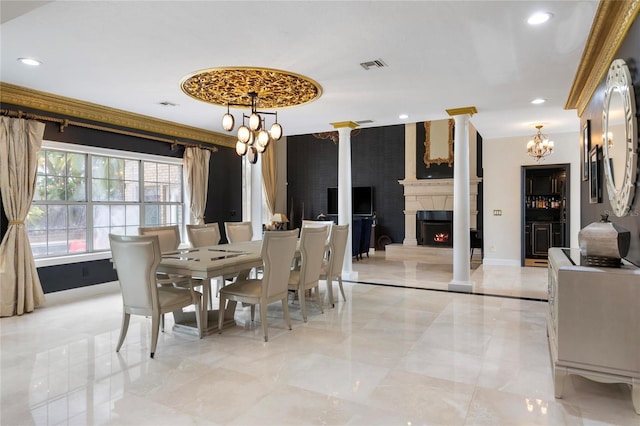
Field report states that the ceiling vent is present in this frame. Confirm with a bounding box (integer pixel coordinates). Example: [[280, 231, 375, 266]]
[[355, 120, 374, 125], [158, 101, 177, 107], [360, 59, 386, 70]]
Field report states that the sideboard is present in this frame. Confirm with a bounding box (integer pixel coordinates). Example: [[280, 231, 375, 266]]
[[547, 248, 639, 414]]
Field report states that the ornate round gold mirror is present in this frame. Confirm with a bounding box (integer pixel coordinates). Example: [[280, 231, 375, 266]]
[[602, 59, 637, 217]]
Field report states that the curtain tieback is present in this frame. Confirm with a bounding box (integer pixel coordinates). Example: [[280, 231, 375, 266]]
[[9, 220, 24, 225]]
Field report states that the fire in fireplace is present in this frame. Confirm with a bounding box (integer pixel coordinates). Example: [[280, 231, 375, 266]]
[[417, 210, 453, 247], [433, 232, 449, 243]]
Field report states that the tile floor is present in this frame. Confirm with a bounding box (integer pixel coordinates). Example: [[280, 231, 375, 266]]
[[1, 252, 638, 425]]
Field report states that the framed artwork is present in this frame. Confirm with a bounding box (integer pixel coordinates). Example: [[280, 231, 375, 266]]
[[589, 145, 601, 204], [582, 120, 590, 181]]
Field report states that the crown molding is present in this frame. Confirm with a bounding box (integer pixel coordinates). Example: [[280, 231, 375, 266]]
[[0, 82, 236, 148], [565, 0, 639, 116]]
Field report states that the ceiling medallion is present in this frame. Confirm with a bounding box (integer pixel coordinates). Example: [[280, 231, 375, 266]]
[[180, 67, 322, 109]]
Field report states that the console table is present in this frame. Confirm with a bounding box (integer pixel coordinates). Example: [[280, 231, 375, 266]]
[[547, 248, 640, 414]]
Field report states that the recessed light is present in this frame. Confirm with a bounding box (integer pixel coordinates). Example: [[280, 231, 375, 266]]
[[17, 57, 41, 66], [531, 98, 546, 105], [528, 12, 552, 25], [399, 114, 409, 119]]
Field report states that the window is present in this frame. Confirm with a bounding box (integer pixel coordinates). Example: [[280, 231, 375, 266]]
[[27, 141, 184, 259]]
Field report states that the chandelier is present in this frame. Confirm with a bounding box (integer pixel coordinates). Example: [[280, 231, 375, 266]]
[[180, 67, 322, 163], [527, 125, 554, 161], [221, 91, 282, 161]]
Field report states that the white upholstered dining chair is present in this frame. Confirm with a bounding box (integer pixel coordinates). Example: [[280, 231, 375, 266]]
[[187, 222, 231, 303], [138, 225, 194, 329], [288, 226, 327, 322], [224, 221, 253, 243], [109, 234, 202, 358], [138, 225, 182, 253], [319, 224, 349, 306], [218, 229, 298, 342], [301, 220, 334, 245], [186, 222, 221, 247]]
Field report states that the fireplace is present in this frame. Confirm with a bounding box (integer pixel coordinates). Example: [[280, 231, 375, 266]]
[[417, 210, 453, 247]]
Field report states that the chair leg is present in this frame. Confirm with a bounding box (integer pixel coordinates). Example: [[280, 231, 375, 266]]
[[116, 312, 130, 352], [161, 314, 165, 332], [325, 277, 335, 308], [218, 294, 225, 334], [299, 288, 307, 323], [338, 276, 347, 301], [259, 304, 269, 342], [281, 297, 292, 331], [150, 313, 160, 358], [315, 285, 324, 314], [250, 304, 256, 322]]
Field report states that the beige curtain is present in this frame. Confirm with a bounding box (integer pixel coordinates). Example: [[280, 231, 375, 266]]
[[0, 117, 46, 317], [261, 143, 277, 218], [183, 147, 210, 225]]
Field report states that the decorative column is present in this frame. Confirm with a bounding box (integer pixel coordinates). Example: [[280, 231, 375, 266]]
[[447, 107, 477, 292], [403, 123, 418, 246], [239, 153, 262, 240], [332, 121, 359, 281]]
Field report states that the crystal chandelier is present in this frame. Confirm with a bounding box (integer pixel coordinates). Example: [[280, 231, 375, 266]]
[[527, 125, 554, 161]]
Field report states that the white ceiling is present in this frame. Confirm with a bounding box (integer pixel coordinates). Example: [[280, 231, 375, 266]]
[[0, 1, 598, 140]]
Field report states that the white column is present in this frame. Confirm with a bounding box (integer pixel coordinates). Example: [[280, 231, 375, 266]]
[[332, 121, 359, 280], [250, 155, 263, 240], [403, 123, 418, 246], [450, 113, 472, 292]]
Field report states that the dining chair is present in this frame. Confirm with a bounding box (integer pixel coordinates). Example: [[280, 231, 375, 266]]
[[218, 229, 298, 342], [138, 224, 181, 253], [139, 224, 193, 329], [288, 226, 327, 322], [109, 234, 202, 358], [319, 224, 349, 306], [301, 220, 334, 245], [186, 222, 231, 304], [186, 222, 221, 247], [224, 221, 253, 243]]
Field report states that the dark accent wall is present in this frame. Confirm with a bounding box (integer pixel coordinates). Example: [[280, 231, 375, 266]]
[[578, 18, 640, 266], [287, 125, 405, 244], [0, 102, 242, 292]]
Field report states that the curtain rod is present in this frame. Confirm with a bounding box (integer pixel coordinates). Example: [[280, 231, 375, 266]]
[[0, 108, 218, 153]]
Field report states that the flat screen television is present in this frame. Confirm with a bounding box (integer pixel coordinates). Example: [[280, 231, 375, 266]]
[[327, 186, 374, 216]]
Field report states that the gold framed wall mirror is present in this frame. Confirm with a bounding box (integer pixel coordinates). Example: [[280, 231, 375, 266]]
[[423, 118, 454, 168]]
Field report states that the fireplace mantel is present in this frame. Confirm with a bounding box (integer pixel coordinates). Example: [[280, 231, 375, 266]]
[[399, 177, 482, 246]]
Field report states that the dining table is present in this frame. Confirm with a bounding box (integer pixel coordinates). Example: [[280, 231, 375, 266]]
[[157, 240, 263, 336]]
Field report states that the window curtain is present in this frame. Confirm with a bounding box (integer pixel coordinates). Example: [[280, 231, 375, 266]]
[[183, 147, 210, 225], [261, 143, 277, 218], [0, 117, 46, 317]]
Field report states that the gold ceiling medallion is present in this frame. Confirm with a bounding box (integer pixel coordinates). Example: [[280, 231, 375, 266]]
[[180, 67, 322, 109], [180, 67, 321, 161]]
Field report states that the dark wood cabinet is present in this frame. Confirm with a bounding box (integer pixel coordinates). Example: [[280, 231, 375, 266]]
[[522, 165, 569, 266]]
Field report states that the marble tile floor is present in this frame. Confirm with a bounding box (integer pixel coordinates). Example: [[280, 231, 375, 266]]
[[352, 252, 549, 301], [1, 255, 638, 425]]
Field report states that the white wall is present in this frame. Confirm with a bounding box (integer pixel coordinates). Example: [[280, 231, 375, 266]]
[[482, 131, 581, 266]]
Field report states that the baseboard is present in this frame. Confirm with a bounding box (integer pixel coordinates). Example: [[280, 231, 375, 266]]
[[481, 258, 521, 267]]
